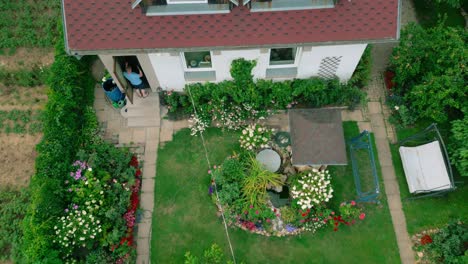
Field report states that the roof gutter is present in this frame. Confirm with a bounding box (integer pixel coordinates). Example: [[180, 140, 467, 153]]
[[396, 0, 402, 40], [68, 38, 399, 56], [61, 0, 71, 55]]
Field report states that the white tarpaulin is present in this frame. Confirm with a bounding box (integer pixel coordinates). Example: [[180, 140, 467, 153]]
[[399, 141, 452, 194]]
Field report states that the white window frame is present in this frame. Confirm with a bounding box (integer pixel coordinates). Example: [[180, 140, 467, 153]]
[[181, 51, 214, 72], [167, 0, 207, 4], [268, 47, 301, 68]]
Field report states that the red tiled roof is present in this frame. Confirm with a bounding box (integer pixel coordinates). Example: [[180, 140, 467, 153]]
[[63, 0, 399, 53]]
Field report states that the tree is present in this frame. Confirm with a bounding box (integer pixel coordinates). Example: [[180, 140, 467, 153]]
[[390, 22, 467, 123], [435, 0, 462, 8]]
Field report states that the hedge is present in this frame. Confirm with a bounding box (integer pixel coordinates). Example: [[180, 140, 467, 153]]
[[19, 29, 96, 263]]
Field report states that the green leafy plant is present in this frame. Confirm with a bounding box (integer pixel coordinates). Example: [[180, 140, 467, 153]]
[[280, 206, 297, 224], [242, 157, 283, 207], [239, 124, 272, 151], [184, 243, 233, 264], [424, 220, 468, 264], [0, 187, 29, 262]]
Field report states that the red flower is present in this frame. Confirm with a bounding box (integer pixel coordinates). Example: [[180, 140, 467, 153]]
[[301, 213, 307, 217], [359, 213, 366, 220], [135, 169, 142, 178], [420, 235, 433, 245], [351, 200, 356, 206], [333, 228, 338, 231]]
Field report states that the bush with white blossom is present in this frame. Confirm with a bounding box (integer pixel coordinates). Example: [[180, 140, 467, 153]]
[[54, 209, 102, 257], [291, 169, 333, 210], [239, 124, 272, 151], [188, 114, 210, 136]]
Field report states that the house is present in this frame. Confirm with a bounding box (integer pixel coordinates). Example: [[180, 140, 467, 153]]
[[61, 0, 400, 103]]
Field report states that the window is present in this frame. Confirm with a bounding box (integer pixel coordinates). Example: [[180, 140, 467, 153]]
[[167, 0, 207, 4], [183, 51, 212, 69], [269, 48, 297, 66]]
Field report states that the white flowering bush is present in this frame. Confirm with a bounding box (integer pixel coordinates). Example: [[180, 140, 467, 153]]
[[188, 114, 210, 136], [239, 124, 272, 151], [291, 169, 333, 210], [54, 209, 102, 258]]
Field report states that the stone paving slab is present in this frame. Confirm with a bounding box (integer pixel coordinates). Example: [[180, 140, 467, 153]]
[[341, 109, 364, 121], [137, 238, 151, 256], [357, 121, 372, 132], [136, 254, 150, 264], [143, 163, 156, 179], [370, 113, 386, 127], [140, 192, 154, 213], [368, 101, 382, 114], [146, 127, 160, 140], [137, 222, 152, 238], [383, 179, 400, 195], [141, 177, 155, 193]]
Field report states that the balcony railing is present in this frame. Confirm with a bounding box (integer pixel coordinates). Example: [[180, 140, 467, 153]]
[[248, 0, 335, 12], [141, 0, 231, 16]]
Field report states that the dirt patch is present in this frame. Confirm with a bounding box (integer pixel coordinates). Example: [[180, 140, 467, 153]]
[[0, 48, 52, 188], [0, 134, 41, 187], [0, 48, 54, 71], [0, 85, 48, 108]]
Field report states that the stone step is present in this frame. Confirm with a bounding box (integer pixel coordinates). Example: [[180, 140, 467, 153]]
[[127, 116, 160, 127], [125, 107, 160, 119]]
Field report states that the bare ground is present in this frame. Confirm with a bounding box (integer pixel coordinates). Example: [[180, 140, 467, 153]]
[[0, 48, 53, 187]]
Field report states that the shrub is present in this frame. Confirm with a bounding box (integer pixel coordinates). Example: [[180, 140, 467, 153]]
[[291, 169, 334, 210], [239, 124, 272, 151], [449, 112, 468, 176], [184, 244, 231, 264], [425, 220, 468, 263], [348, 45, 372, 88], [20, 27, 97, 262]]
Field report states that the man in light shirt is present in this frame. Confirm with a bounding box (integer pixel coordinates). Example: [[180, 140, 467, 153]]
[[123, 62, 148, 97]]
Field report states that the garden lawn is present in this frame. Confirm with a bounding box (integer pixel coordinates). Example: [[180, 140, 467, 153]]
[[390, 126, 468, 235], [152, 123, 400, 263]]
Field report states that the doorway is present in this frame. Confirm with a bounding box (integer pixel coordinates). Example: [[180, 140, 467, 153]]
[[113, 56, 150, 104]]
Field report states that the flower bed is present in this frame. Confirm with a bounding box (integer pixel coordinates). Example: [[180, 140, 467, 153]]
[[210, 124, 366, 237], [54, 155, 141, 263]]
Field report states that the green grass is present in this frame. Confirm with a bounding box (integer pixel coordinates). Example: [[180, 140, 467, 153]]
[[0, 0, 61, 48], [389, 126, 468, 235], [151, 122, 400, 263], [413, 0, 465, 28]]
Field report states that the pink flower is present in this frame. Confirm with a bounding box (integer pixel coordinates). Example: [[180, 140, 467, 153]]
[[208, 170, 212, 174], [213, 165, 217, 169], [351, 200, 356, 206], [359, 213, 366, 220], [255, 210, 259, 215], [331, 211, 335, 215], [250, 205, 254, 209], [266, 218, 271, 223]]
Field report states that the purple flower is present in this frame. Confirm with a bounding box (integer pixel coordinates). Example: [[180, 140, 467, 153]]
[[65, 208, 69, 213], [285, 224, 296, 232], [73, 204, 78, 210]]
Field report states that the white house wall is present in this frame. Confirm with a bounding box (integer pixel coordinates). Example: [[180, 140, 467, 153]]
[[298, 44, 367, 80], [148, 43, 367, 91], [148, 53, 186, 91]]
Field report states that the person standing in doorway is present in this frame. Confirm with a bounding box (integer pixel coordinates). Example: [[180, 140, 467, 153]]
[[123, 62, 148, 97]]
